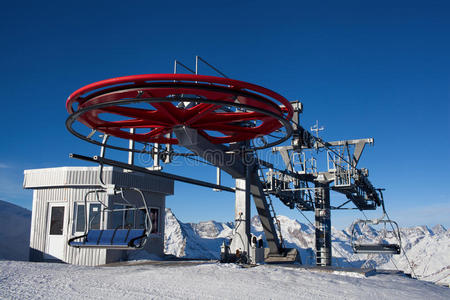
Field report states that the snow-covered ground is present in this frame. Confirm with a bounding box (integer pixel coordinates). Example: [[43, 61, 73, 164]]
[[1, 260, 449, 300], [0, 200, 448, 299]]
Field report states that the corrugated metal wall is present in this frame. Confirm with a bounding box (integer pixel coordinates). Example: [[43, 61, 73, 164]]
[[24, 166, 174, 195], [29, 188, 108, 266], [25, 166, 172, 266]]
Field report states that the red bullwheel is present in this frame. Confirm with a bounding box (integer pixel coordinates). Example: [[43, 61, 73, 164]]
[[66, 74, 293, 150]]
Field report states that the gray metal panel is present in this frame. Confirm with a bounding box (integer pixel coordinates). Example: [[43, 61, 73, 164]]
[[30, 188, 108, 266], [112, 170, 173, 195], [63, 188, 108, 266], [29, 190, 45, 262], [23, 166, 174, 195]]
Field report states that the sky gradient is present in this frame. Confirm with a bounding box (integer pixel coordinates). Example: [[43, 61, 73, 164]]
[[0, 0, 449, 229]]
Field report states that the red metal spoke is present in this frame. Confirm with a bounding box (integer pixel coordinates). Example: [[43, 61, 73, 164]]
[[192, 111, 269, 126], [98, 106, 172, 125], [184, 104, 222, 125], [151, 102, 182, 124], [191, 123, 271, 135], [103, 128, 177, 144], [95, 119, 167, 129]]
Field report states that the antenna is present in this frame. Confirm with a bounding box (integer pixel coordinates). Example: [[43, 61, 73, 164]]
[[310, 120, 324, 138], [195, 56, 228, 78]]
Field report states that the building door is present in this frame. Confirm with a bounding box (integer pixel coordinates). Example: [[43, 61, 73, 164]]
[[45, 203, 66, 261]]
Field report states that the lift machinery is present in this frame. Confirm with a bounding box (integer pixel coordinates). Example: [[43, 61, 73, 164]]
[[66, 57, 401, 265]]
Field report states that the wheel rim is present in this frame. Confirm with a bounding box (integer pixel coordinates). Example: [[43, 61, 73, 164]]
[[67, 74, 293, 150]]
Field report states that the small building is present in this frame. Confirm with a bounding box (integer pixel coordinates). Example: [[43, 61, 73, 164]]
[[23, 166, 173, 266]]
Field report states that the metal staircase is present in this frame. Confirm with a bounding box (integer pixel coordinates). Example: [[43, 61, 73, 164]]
[[255, 157, 285, 248]]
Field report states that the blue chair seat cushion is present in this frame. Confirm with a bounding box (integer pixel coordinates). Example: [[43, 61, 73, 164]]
[[69, 229, 146, 247]]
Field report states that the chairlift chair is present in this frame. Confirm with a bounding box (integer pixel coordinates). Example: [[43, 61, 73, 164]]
[[350, 190, 402, 255], [351, 219, 401, 254], [68, 187, 152, 250]]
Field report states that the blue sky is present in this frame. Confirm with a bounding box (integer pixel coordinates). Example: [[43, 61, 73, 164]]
[[0, 1, 449, 229]]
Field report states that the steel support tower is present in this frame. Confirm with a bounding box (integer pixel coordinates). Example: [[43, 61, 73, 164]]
[[64, 58, 385, 266]]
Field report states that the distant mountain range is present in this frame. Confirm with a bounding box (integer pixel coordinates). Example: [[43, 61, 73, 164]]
[[164, 208, 449, 286], [0, 200, 447, 286]]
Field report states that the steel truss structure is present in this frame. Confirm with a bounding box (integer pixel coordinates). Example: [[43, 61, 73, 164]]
[[66, 56, 398, 266]]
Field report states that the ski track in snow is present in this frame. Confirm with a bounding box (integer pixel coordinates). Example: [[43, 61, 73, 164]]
[[0, 261, 449, 300]]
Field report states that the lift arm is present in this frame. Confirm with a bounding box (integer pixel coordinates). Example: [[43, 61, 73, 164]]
[[174, 126, 282, 254]]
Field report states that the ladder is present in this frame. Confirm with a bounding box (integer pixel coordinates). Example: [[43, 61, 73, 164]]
[[255, 155, 285, 248]]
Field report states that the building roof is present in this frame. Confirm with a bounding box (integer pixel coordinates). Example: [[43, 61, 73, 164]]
[[23, 166, 174, 195]]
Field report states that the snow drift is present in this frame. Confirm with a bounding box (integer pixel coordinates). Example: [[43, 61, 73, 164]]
[[0, 200, 31, 261]]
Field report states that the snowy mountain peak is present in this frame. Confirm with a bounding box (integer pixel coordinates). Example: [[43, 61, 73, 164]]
[[432, 224, 447, 235]]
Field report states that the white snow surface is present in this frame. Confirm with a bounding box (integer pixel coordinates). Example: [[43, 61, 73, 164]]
[[1, 260, 449, 300]]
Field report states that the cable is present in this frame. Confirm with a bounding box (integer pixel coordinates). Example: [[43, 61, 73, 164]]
[[185, 155, 216, 167], [374, 191, 415, 278], [355, 199, 405, 274], [360, 210, 369, 220], [385, 210, 417, 278], [390, 256, 400, 272]]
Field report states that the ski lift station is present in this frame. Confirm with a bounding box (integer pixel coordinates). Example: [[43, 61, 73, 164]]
[[23, 166, 173, 265], [23, 56, 403, 267]]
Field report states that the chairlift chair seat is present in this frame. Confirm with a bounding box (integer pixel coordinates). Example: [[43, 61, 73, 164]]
[[68, 187, 151, 250], [69, 228, 146, 249], [353, 243, 400, 255]]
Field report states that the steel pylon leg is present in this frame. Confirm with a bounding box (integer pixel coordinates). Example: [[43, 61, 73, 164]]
[[314, 183, 332, 266], [229, 176, 251, 261]]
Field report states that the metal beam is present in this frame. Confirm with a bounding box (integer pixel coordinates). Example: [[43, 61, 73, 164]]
[[69, 153, 236, 193], [273, 138, 374, 152], [314, 183, 332, 266], [174, 126, 282, 254], [279, 148, 294, 172], [229, 177, 251, 255], [249, 171, 281, 254], [318, 138, 374, 148], [352, 141, 367, 167], [173, 126, 245, 178]]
